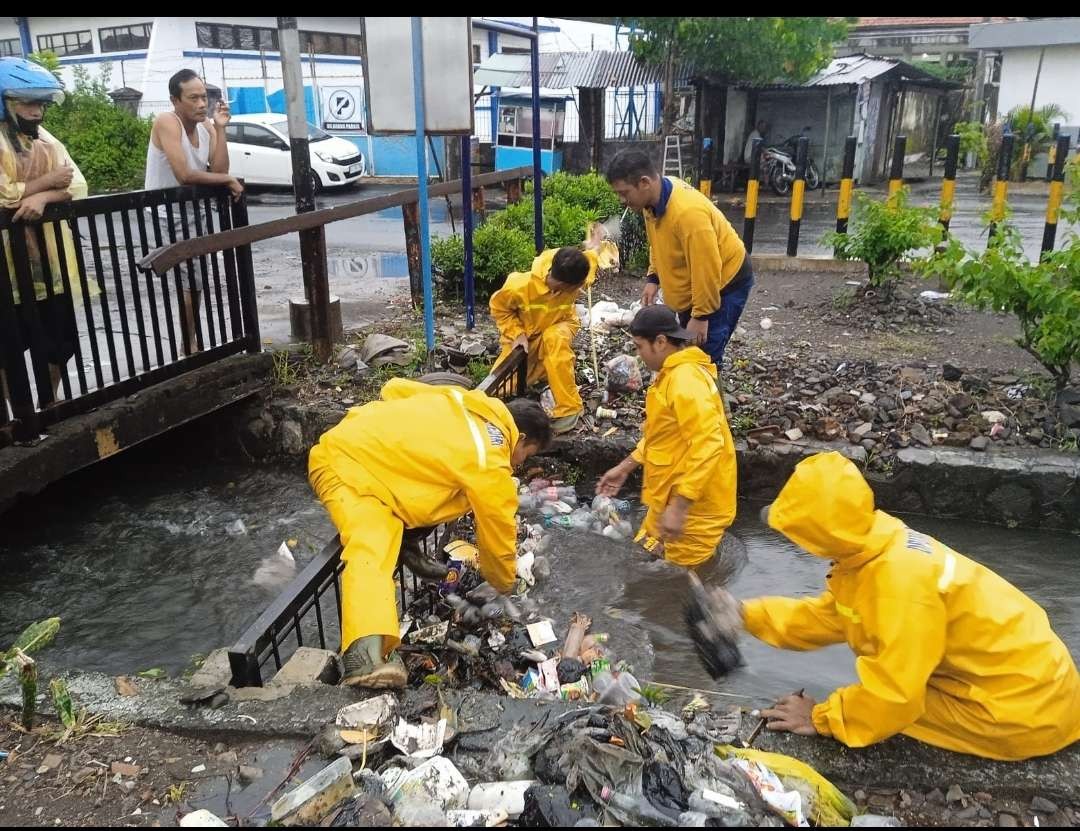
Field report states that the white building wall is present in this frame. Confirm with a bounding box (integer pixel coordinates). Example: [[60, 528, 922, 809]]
[[996, 45, 1080, 126]]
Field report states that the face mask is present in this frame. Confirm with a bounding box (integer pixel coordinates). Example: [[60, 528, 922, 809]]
[[15, 114, 41, 139]]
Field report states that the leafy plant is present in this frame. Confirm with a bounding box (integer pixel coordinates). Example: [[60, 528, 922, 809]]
[[633, 683, 671, 706], [42, 64, 152, 193], [823, 188, 942, 288], [953, 121, 990, 168], [529, 170, 622, 218], [919, 181, 1080, 390], [432, 222, 534, 302]]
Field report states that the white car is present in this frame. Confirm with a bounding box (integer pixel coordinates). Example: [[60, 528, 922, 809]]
[[224, 113, 366, 191]]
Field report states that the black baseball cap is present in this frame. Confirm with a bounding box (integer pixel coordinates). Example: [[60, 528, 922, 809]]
[[629, 304, 693, 340]]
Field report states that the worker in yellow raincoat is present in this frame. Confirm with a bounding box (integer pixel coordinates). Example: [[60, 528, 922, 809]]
[[490, 246, 598, 435], [731, 451, 1080, 761], [1, 57, 90, 403], [596, 305, 736, 567], [606, 149, 753, 368], [308, 378, 551, 688]]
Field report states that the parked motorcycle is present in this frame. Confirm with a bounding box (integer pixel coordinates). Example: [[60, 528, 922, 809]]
[[760, 134, 821, 195]]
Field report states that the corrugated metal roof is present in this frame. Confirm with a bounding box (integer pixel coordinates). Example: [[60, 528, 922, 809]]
[[474, 51, 952, 92], [805, 55, 904, 86], [741, 54, 952, 89], [473, 50, 691, 90]]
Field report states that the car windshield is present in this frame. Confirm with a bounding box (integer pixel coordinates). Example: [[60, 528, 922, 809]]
[[271, 121, 333, 142]]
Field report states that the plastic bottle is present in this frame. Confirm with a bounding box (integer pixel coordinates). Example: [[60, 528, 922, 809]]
[[543, 515, 574, 529], [539, 486, 577, 503], [598, 786, 678, 827], [527, 479, 552, 493], [518, 493, 540, 513], [569, 509, 594, 530]]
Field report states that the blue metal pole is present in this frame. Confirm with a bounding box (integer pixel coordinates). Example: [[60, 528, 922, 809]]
[[462, 135, 476, 330], [16, 19, 32, 58], [411, 17, 435, 352], [530, 17, 543, 254]]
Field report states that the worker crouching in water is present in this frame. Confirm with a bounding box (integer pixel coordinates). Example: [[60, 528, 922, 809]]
[[309, 378, 551, 688], [490, 246, 597, 436], [712, 451, 1080, 760], [596, 305, 737, 568]]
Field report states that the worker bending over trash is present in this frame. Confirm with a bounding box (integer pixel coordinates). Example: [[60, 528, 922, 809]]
[[309, 378, 550, 689], [701, 451, 1080, 761], [596, 305, 737, 567], [490, 246, 598, 435]]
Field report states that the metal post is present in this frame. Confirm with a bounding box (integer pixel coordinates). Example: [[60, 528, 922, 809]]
[[278, 17, 332, 362], [786, 136, 809, 257], [743, 138, 762, 253], [461, 135, 476, 330], [822, 88, 833, 189], [530, 17, 544, 254], [402, 202, 422, 308], [411, 17, 435, 352], [1046, 123, 1060, 182], [988, 132, 1014, 246], [888, 134, 906, 203], [928, 95, 942, 178], [1042, 134, 1071, 256], [939, 134, 960, 234], [835, 136, 857, 247]]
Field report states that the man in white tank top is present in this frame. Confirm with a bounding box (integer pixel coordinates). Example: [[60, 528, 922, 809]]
[[146, 69, 242, 355]]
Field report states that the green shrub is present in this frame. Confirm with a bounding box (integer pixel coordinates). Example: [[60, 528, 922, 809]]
[[431, 223, 534, 301], [42, 63, 152, 193], [528, 170, 623, 218], [822, 188, 941, 288], [919, 179, 1080, 390], [489, 196, 600, 249]]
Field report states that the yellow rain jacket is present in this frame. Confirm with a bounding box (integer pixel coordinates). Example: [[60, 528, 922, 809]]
[[744, 451, 1080, 760], [490, 249, 597, 418], [1, 125, 88, 304], [632, 347, 736, 566], [645, 177, 746, 317], [309, 378, 521, 649]]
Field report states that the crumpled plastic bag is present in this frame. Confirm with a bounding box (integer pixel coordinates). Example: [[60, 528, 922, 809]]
[[560, 734, 645, 825], [717, 746, 856, 827], [606, 354, 643, 393]]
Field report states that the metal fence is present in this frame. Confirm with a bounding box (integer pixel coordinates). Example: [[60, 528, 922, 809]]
[[0, 185, 259, 445]]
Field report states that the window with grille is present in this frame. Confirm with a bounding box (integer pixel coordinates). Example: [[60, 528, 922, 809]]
[[99, 23, 152, 53]]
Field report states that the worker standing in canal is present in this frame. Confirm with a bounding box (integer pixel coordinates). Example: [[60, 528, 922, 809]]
[[606, 149, 753, 369], [702, 451, 1080, 761], [308, 378, 550, 689], [489, 246, 598, 436], [596, 305, 736, 568]]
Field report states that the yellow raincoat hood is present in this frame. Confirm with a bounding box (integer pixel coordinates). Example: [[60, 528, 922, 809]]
[[767, 451, 899, 562]]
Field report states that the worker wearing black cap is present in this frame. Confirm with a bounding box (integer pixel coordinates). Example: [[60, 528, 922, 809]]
[[596, 305, 736, 566]]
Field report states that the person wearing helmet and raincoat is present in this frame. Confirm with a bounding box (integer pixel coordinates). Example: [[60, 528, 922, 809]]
[[490, 246, 599, 436], [0, 57, 87, 404], [596, 304, 737, 569], [707, 451, 1080, 761], [308, 378, 551, 689]]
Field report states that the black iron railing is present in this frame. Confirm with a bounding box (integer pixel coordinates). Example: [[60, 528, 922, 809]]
[[477, 344, 527, 399], [0, 185, 258, 446]]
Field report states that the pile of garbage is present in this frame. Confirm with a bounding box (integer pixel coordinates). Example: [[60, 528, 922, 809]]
[[516, 477, 635, 541], [265, 687, 861, 827]]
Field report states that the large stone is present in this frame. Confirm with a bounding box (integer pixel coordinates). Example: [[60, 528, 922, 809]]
[[280, 420, 305, 455], [920, 397, 945, 415], [271, 647, 341, 687], [180, 810, 228, 827], [942, 363, 964, 382], [910, 423, 933, 447], [969, 436, 990, 452], [188, 648, 233, 689], [271, 757, 357, 826]]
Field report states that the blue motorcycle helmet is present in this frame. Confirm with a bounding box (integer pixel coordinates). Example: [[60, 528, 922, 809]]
[[0, 57, 65, 139]]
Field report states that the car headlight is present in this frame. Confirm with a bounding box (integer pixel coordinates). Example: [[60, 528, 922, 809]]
[[314, 150, 333, 163]]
